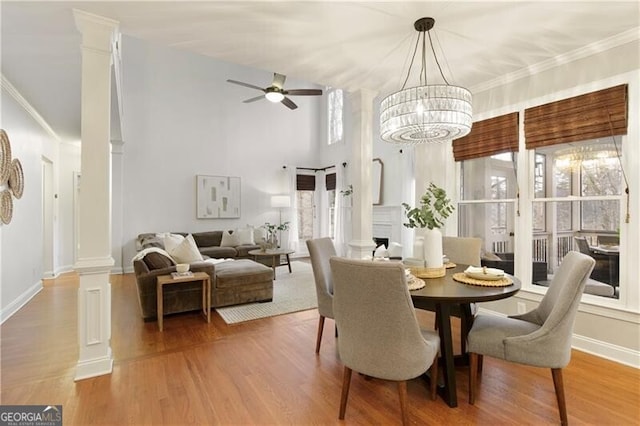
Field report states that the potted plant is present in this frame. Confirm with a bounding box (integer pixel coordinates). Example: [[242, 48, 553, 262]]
[[262, 221, 290, 250], [402, 182, 454, 270]]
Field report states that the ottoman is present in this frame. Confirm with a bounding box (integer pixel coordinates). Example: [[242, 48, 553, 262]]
[[213, 259, 274, 307]]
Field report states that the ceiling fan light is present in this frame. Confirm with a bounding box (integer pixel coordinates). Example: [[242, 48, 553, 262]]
[[265, 92, 285, 103]]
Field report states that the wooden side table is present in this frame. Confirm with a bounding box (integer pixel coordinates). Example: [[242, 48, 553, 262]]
[[156, 272, 211, 331]]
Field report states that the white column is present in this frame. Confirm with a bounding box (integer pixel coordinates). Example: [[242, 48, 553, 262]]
[[111, 139, 124, 274], [73, 9, 119, 381], [347, 89, 376, 259]]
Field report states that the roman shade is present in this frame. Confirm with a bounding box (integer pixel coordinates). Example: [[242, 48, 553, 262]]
[[296, 174, 316, 191], [453, 112, 519, 161], [326, 173, 336, 191], [524, 84, 628, 149]]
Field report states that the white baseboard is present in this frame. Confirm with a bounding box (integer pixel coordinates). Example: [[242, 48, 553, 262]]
[[54, 265, 74, 277], [110, 266, 124, 274], [572, 334, 640, 368], [122, 265, 134, 274], [1, 280, 43, 324], [477, 307, 639, 368], [75, 350, 113, 381]]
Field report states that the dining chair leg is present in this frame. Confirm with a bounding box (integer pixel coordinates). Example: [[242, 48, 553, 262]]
[[469, 352, 478, 404], [551, 368, 568, 426], [315, 316, 325, 353], [339, 367, 353, 420], [478, 354, 483, 375], [429, 355, 438, 400], [397, 380, 409, 426]]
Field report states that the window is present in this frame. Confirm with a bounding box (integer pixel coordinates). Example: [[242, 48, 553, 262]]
[[532, 139, 622, 298], [296, 174, 316, 241], [459, 154, 517, 254], [297, 191, 314, 240], [327, 89, 343, 145]]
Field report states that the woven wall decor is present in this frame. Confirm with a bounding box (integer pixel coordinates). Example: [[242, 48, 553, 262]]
[[9, 159, 24, 199], [0, 130, 11, 184], [0, 129, 24, 225], [0, 190, 12, 225]]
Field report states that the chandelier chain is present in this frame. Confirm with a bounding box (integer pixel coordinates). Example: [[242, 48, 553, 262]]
[[401, 33, 421, 90]]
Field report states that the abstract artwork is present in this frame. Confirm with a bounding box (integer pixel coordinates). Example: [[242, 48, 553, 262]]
[[196, 175, 241, 218]]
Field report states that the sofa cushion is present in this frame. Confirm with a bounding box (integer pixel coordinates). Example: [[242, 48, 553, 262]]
[[220, 230, 239, 247], [200, 246, 238, 258], [215, 260, 273, 289], [192, 231, 223, 248], [235, 244, 262, 258], [143, 252, 175, 270], [169, 234, 204, 263]]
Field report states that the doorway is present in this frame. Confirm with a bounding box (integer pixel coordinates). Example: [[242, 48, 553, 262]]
[[42, 157, 54, 277]]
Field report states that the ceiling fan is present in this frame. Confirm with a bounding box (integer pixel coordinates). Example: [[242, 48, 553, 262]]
[[226, 72, 322, 110]]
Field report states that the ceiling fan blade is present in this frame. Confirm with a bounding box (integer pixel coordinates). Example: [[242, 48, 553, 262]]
[[272, 73, 286, 89], [284, 89, 323, 96], [227, 79, 265, 92], [243, 95, 266, 103], [281, 97, 298, 110]]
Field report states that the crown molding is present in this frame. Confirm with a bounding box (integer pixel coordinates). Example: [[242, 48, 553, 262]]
[[471, 27, 640, 94], [1, 74, 61, 142]]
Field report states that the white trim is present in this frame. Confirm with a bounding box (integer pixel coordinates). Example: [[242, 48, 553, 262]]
[[573, 334, 640, 369], [74, 349, 113, 381], [471, 27, 640, 94], [0, 281, 43, 324], [0, 74, 61, 142]]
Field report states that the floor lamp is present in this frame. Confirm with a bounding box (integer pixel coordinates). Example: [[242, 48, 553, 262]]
[[270, 195, 291, 247]]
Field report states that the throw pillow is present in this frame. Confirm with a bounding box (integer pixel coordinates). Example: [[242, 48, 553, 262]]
[[220, 230, 239, 247], [143, 252, 175, 270], [253, 226, 267, 243], [163, 233, 185, 253], [235, 227, 255, 245], [482, 252, 503, 261], [168, 234, 203, 263]]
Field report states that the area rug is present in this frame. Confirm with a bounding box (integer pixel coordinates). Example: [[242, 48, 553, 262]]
[[216, 261, 317, 324]]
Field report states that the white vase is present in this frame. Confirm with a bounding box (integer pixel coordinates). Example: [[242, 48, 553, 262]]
[[412, 237, 425, 261], [423, 228, 443, 268]]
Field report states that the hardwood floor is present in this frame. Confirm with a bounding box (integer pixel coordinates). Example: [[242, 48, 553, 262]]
[[1, 270, 639, 425]]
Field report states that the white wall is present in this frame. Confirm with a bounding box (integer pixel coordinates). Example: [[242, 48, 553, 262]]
[[118, 36, 323, 270], [1, 82, 55, 320]]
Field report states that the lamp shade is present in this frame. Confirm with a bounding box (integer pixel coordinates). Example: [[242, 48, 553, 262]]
[[271, 195, 291, 208]]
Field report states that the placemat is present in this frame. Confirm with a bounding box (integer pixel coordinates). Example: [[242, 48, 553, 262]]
[[407, 274, 426, 290], [452, 272, 513, 287], [445, 262, 456, 269]]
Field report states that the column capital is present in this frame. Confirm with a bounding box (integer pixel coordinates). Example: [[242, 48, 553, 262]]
[[73, 9, 119, 52]]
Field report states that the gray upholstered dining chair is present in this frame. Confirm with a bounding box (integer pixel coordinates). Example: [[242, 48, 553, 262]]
[[330, 257, 440, 426], [442, 236, 482, 266], [441, 236, 483, 353], [467, 251, 595, 426], [306, 237, 337, 354]]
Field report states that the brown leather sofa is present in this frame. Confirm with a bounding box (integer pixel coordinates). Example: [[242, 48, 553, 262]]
[[133, 251, 273, 320]]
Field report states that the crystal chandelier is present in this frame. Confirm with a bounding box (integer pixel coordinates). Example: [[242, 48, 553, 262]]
[[380, 17, 472, 144]]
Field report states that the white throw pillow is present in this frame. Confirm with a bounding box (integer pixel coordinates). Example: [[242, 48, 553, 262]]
[[253, 226, 267, 243], [168, 234, 203, 263], [220, 230, 239, 247], [235, 227, 255, 245], [163, 233, 185, 253]]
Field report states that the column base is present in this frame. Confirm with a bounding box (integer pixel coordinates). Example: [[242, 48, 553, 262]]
[[75, 348, 113, 381]]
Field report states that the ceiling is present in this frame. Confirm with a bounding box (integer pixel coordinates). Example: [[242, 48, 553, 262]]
[[2, 1, 639, 143]]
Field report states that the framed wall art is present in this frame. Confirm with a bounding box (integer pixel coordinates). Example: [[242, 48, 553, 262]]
[[196, 175, 241, 219]]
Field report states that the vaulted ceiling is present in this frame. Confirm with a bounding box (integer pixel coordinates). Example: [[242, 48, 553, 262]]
[[2, 1, 639, 143]]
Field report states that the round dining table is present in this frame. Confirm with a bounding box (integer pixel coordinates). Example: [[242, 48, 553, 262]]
[[410, 263, 521, 408]]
